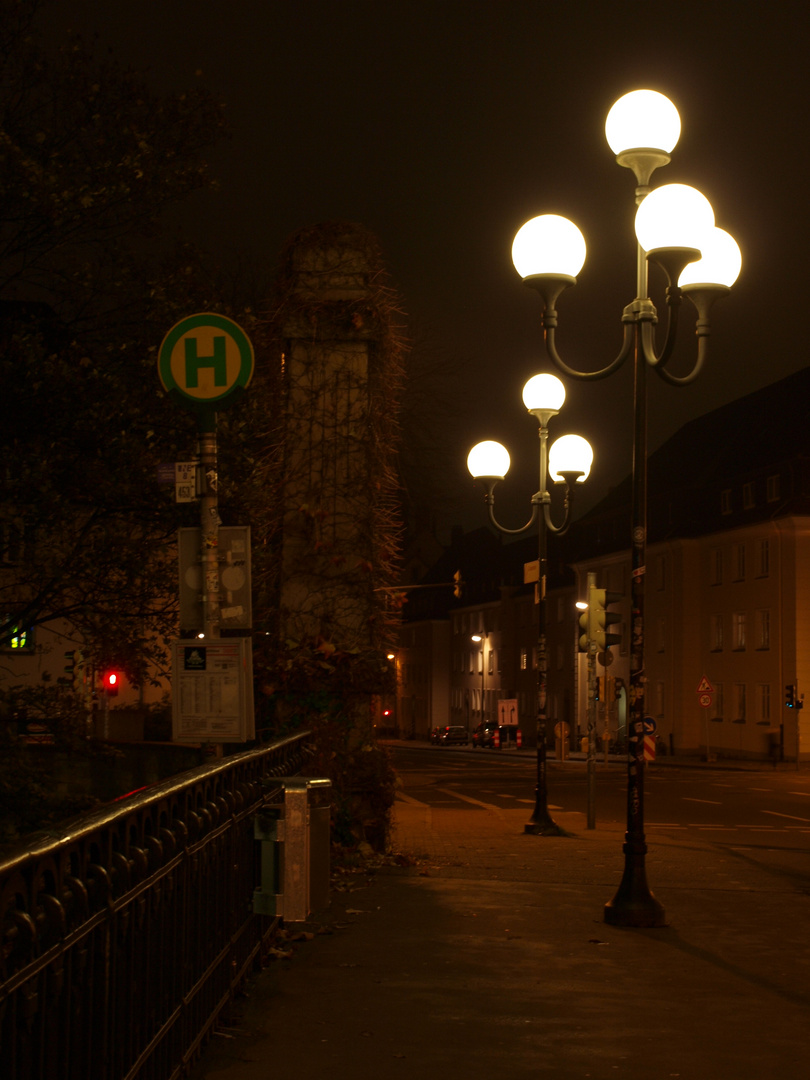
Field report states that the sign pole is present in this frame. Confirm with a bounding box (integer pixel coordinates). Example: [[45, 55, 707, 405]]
[[198, 416, 220, 641], [586, 571, 597, 830]]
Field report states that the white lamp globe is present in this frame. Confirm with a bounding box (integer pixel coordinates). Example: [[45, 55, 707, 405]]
[[511, 215, 586, 279], [549, 434, 593, 483], [467, 440, 510, 480], [634, 184, 714, 253], [678, 227, 742, 288], [605, 90, 681, 155], [522, 373, 566, 413]]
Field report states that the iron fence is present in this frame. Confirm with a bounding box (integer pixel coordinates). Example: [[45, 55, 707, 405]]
[[0, 730, 313, 1080]]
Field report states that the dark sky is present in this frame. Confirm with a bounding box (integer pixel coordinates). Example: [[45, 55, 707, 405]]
[[46, 1, 810, 534]]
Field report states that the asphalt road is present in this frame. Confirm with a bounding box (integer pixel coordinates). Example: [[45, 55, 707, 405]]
[[390, 743, 810, 851]]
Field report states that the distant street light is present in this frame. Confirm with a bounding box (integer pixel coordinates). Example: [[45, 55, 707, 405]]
[[512, 89, 741, 926], [468, 373, 592, 835]]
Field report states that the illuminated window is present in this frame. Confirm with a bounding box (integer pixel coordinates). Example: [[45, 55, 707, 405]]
[[3, 622, 33, 651]]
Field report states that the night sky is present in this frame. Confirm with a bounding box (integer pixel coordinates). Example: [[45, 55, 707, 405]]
[[45, 1, 810, 534]]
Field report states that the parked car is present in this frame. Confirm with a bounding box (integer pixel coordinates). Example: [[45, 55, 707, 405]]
[[435, 725, 469, 745], [472, 721, 499, 748]]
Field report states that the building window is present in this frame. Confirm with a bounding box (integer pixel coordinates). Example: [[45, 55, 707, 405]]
[[711, 548, 723, 585], [710, 614, 724, 651], [757, 539, 770, 577], [742, 482, 755, 509], [733, 683, 746, 723], [766, 475, 780, 503], [758, 683, 771, 724], [756, 609, 770, 650], [720, 489, 732, 515], [733, 543, 745, 581], [733, 612, 746, 650], [713, 683, 724, 721], [4, 624, 33, 650]]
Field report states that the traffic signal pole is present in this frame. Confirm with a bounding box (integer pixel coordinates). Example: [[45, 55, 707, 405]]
[[586, 571, 597, 829]]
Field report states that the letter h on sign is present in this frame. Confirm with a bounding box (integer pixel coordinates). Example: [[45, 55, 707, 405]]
[[185, 336, 227, 388]]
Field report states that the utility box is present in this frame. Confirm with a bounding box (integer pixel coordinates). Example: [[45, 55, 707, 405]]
[[253, 778, 331, 922]]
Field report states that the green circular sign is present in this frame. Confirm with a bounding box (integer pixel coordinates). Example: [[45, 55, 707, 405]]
[[158, 313, 254, 408]]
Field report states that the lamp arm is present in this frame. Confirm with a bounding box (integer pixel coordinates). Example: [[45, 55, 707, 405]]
[[543, 478, 579, 536], [640, 285, 709, 386], [545, 316, 634, 382], [481, 488, 541, 536]]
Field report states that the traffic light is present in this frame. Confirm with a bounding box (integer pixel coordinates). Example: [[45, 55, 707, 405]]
[[103, 671, 120, 698], [578, 604, 591, 652], [786, 684, 795, 708], [589, 584, 623, 650], [578, 584, 623, 651], [453, 570, 463, 599], [63, 649, 84, 686]]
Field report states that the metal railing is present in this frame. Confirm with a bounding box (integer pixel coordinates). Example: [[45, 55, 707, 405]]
[[0, 730, 313, 1080]]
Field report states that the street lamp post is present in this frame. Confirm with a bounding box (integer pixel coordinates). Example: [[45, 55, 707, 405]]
[[510, 89, 741, 925], [468, 374, 593, 835]]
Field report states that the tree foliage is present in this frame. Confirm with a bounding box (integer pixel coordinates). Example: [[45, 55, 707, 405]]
[[0, 2, 228, 678]]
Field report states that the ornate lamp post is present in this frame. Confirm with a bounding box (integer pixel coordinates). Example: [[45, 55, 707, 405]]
[[510, 90, 742, 924], [468, 374, 592, 835]]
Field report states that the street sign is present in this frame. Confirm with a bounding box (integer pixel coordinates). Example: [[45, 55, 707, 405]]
[[523, 560, 539, 584], [643, 734, 656, 761], [696, 676, 714, 694], [178, 526, 252, 630], [643, 716, 657, 734], [699, 693, 713, 708], [158, 313, 254, 409], [498, 699, 518, 725], [171, 638, 254, 743]]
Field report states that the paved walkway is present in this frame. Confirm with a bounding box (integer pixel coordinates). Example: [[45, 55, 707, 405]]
[[190, 772, 810, 1080]]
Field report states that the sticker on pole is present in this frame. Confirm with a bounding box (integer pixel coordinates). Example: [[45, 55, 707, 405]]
[[158, 313, 254, 409]]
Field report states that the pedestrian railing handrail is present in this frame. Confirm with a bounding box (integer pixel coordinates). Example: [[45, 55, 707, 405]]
[[0, 729, 313, 1080]]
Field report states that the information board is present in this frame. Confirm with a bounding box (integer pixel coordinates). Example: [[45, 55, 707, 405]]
[[171, 638, 254, 743]]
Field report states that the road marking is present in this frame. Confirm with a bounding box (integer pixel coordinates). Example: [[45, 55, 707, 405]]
[[762, 810, 810, 823], [683, 797, 722, 804], [788, 791, 810, 796], [396, 792, 430, 806], [435, 787, 506, 818]]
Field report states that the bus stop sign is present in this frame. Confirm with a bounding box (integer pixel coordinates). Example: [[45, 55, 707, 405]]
[[158, 313, 254, 412]]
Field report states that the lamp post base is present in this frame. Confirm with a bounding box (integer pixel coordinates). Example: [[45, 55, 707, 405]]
[[604, 854, 667, 927], [524, 811, 573, 838]]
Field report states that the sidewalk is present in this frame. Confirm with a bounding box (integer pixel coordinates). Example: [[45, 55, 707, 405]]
[[190, 789, 810, 1080]]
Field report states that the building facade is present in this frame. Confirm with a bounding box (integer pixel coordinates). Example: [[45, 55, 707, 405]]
[[397, 368, 810, 761]]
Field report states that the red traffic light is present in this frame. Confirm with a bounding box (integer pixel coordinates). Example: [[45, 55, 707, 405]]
[[103, 671, 120, 696]]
